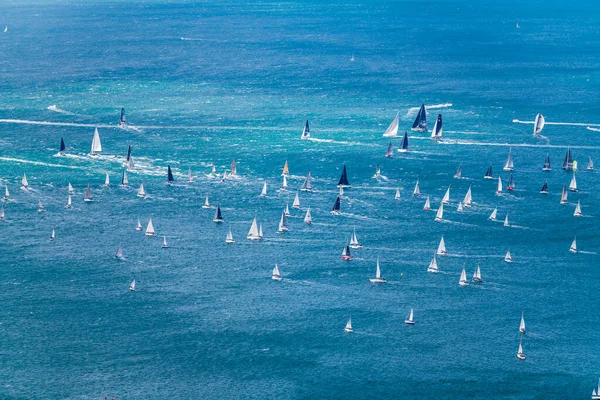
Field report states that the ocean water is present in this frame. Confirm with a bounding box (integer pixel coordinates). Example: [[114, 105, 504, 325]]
[[1, 1, 600, 398]]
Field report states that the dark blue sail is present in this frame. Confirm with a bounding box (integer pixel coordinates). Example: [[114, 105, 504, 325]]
[[411, 103, 427, 131], [563, 147, 573, 170], [543, 153, 551, 170], [120, 108, 126, 125], [337, 164, 350, 187], [59, 138, 66, 153], [385, 142, 394, 158], [126, 145, 131, 162], [507, 173, 515, 190], [214, 205, 223, 221], [399, 131, 409, 151], [332, 196, 341, 212], [484, 164, 493, 179], [167, 165, 174, 183], [540, 181, 548, 194]]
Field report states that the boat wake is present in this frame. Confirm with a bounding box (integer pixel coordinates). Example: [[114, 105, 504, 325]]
[[513, 119, 600, 127], [47, 105, 79, 116], [587, 126, 600, 132], [578, 250, 597, 255], [306, 138, 377, 147], [406, 102, 452, 117], [0, 156, 82, 169]]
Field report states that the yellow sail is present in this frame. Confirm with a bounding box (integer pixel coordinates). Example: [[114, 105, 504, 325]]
[[282, 160, 289, 175], [573, 160, 578, 171]]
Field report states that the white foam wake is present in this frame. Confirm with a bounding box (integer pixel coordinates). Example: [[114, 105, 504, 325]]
[[0, 156, 83, 169], [513, 119, 600, 127]]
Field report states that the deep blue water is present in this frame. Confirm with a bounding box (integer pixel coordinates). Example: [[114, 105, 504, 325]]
[[1, 1, 600, 398]]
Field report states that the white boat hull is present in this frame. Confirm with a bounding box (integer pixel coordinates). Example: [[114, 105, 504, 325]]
[[369, 278, 386, 283]]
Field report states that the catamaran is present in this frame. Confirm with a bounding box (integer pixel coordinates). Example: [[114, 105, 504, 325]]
[[540, 181, 548, 194], [260, 182, 267, 197], [213, 205, 224, 222], [434, 203, 444, 222], [115, 244, 124, 259], [413, 180, 420, 197], [38, 200, 44, 212], [301, 120, 310, 139], [503, 213, 510, 227], [202, 196, 211, 209], [162, 236, 169, 248], [282, 160, 289, 176], [226, 225, 235, 243], [350, 227, 362, 249], [58, 138, 66, 155], [292, 192, 300, 208], [121, 170, 129, 186], [543, 153, 551, 171], [427, 254, 439, 273], [84, 184, 93, 202], [383, 112, 399, 137], [516, 336, 525, 360], [459, 267, 469, 286], [272, 264, 282, 281], [119, 108, 127, 125], [411, 103, 427, 132], [533, 113, 545, 135], [507, 173, 515, 191], [385, 142, 394, 158], [50, 229, 55, 241], [103, 172, 110, 186], [404, 308, 415, 325], [301, 171, 313, 191], [373, 165, 381, 178], [331, 196, 341, 215], [472, 265, 482, 283], [66, 194, 72, 208], [21, 173, 29, 189], [277, 211, 289, 233], [496, 177, 503, 195], [454, 164, 462, 179], [398, 131, 409, 152], [560, 185, 568, 204], [441, 186, 450, 205], [145, 218, 156, 236], [188, 168, 193, 183], [587, 156, 594, 171], [304, 207, 312, 224], [338, 164, 351, 188], [247, 217, 261, 240], [437, 235, 447, 255], [230, 159, 237, 176], [430, 114, 442, 140], [137, 183, 146, 197], [68, 182, 74, 194], [484, 164, 493, 179], [167, 166, 175, 185], [280, 175, 288, 191], [369, 257, 386, 283], [129, 280, 136, 291], [394, 188, 400, 200], [463, 186, 472, 207], [341, 242, 353, 261], [569, 236, 577, 253], [563, 147, 573, 170], [423, 196, 431, 211], [569, 173, 578, 192], [136, 218, 143, 231], [505, 249, 513, 263], [90, 127, 102, 156], [503, 148, 514, 171], [488, 208, 497, 220], [574, 200, 583, 217], [344, 317, 353, 333]]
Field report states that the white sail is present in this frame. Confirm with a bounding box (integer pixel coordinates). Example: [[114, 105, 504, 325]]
[[413, 180, 420, 196], [435, 203, 444, 221], [488, 208, 497, 220], [0, 205, 4, 220], [457, 201, 463, 212], [4, 185, 9, 199], [504, 213, 510, 227], [21, 173, 29, 188], [226, 226, 234, 243], [129, 280, 136, 291], [441, 186, 450, 204], [574, 200, 582, 216], [280, 175, 288, 190], [230, 159, 237, 176], [427, 255, 438, 272], [423, 196, 431, 210], [472, 265, 482, 282], [115, 244, 123, 259], [587, 156, 594, 170], [292, 192, 300, 208], [68, 182, 74, 194], [136, 218, 142, 231], [90, 127, 102, 154], [570, 236, 577, 253], [533, 113, 545, 135], [519, 313, 526, 333], [162, 235, 168, 248], [210, 163, 216, 176], [260, 182, 267, 197], [459, 267, 469, 286], [405, 308, 414, 324], [247, 217, 261, 240], [38, 200, 44, 211], [350, 227, 362, 248], [202, 195, 210, 208], [569, 174, 578, 192], [284, 203, 290, 216], [304, 207, 312, 224], [437, 235, 447, 255], [137, 183, 146, 197], [66, 194, 72, 208], [278, 212, 288, 233], [259, 223, 263, 238], [121, 170, 129, 186], [394, 188, 400, 200], [145, 218, 155, 236], [496, 177, 502, 195], [560, 185, 568, 204], [104, 172, 110, 186], [503, 148, 514, 171], [383, 112, 399, 137], [339, 186, 344, 196], [463, 186, 472, 207], [505, 249, 513, 262], [369, 257, 386, 283], [344, 317, 353, 333], [373, 165, 381, 178], [430, 115, 442, 139], [50, 229, 55, 241], [127, 157, 134, 171], [84, 184, 93, 202], [272, 264, 281, 280], [188, 168, 193, 182]]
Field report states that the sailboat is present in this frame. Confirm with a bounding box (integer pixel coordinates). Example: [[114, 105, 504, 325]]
[[247, 217, 261, 240], [338, 164, 351, 188], [381, 142, 394, 158], [430, 114, 442, 140], [373, 165, 381, 178], [563, 147, 573, 170], [574, 200, 583, 217], [119, 107, 126, 125], [68, 182, 74, 194], [504, 249, 513, 263], [38, 200, 44, 212], [58, 138, 66, 155], [457, 202, 463, 212], [369, 257, 386, 283], [125, 145, 132, 164], [436, 235, 447, 255], [441, 186, 450, 204], [301, 171, 313, 191], [226, 225, 235, 243], [281, 160, 290, 176], [592, 379, 600, 400], [202, 196, 211, 209], [209, 163, 216, 177], [398, 131, 409, 152], [496, 177, 503, 195], [339, 186, 344, 196], [331, 196, 341, 215], [301, 120, 310, 139], [84, 184, 93, 202], [569, 173, 578, 192], [284, 203, 291, 216], [463, 186, 472, 207], [344, 317, 353, 333], [533, 113, 545, 136], [383, 112, 399, 137], [516, 336, 526, 360], [292, 192, 300, 208], [427, 254, 439, 273], [137, 183, 146, 197], [543, 154, 551, 171], [503, 148, 514, 171], [350, 53, 355, 61], [0, 205, 4, 220], [260, 182, 267, 197], [488, 208, 497, 221], [162, 236, 169, 248], [4, 185, 8, 199], [66, 194, 72, 208], [413, 180, 421, 197], [259, 223, 263, 239], [540, 181, 548, 194], [350, 227, 362, 249], [126, 152, 134, 170], [472, 265, 482, 283], [50, 229, 55, 241], [272, 264, 282, 281], [423, 196, 431, 211], [277, 211, 289, 233], [484, 164, 493, 179], [341, 242, 353, 261], [90, 127, 102, 156], [21, 173, 29, 189], [121, 170, 129, 186], [103, 172, 110, 186], [136, 218, 143, 231], [560, 185, 568, 204], [394, 188, 400, 200], [411, 103, 427, 132], [404, 308, 415, 325], [166, 166, 175, 185], [503, 213, 510, 227], [145, 218, 156, 236], [230, 159, 237, 176], [115, 244, 124, 259], [280, 175, 288, 191], [3, 26, 7, 33], [507, 173, 515, 191], [188, 168, 193, 183], [304, 207, 312, 224], [129, 280, 136, 291], [587, 156, 594, 170], [569, 236, 577, 253], [434, 203, 444, 222], [213, 205, 224, 222], [459, 267, 469, 286], [454, 164, 462, 179]]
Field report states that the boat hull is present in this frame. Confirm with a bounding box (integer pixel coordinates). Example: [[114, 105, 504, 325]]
[[369, 278, 386, 283], [272, 275, 282, 281], [404, 320, 415, 325]]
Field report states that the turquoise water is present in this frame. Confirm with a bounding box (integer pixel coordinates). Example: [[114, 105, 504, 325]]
[[1, 1, 600, 398]]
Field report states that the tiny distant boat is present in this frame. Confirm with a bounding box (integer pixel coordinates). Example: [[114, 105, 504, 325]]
[[411, 103, 427, 132], [121, 170, 129, 187], [540, 181, 548, 194], [226, 225, 235, 243], [277, 211, 289, 233], [350, 53, 355, 61], [202, 196, 211, 209], [593, 379, 600, 400], [4, 185, 9, 199], [454, 164, 462, 179], [484, 164, 493, 179], [427, 254, 439, 273], [3, 26, 7, 33], [369, 257, 386, 283], [516, 336, 526, 360], [404, 308, 415, 325], [304, 207, 312, 224], [413, 180, 421, 197], [569, 173, 578, 192], [284, 203, 291, 216], [574, 200, 583, 217], [272, 264, 282, 281], [103, 172, 110, 187], [119, 107, 127, 126], [338, 164, 351, 188], [458, 267, 469, 286], [213, 205, 224, 222], [58, 137, 66, 156], [247, 217, 261, 240], [331, 196, 341, 215], [350, 227, 362, 249], [434, 203, 444, 222], [423, 196, 431, 211], [563, 147, 573, 170], [560, 185, 568, 204], [281, 160, 289, 176], [496, 177, 503, 195], [260, 182, 267, 197], [507, 173, 515, 191], [543, 153, 551, 171], [488, 208, 497, 221], [339, 186, 344, 196], [145, 218, 156, 236], [230, 159, 237, 176], [398, 131, 409, 152], [503, 213, 510, 227], [463, 186, 472, 207], [38, 200, 44, 212], [209, 163, 216, 177], [129, 280, 136, 291], [115, 244, 124, 259], [125, 145, 132, 163], [570, 236, 577, 253], [21, 173, 29, 189], [301, 170, 313, 191], [137, 183, 146, 197], [457, 201, 463, 212], [373, 164, 381, 178], [68, 182, 74, 194], [503, 148, 514, 171], [341, 242, 353, 261], [301, 120, 310, 139], [472, 265, 483, 283], [162, 236, 169, 248], [84, 184, 93, 202], [441, 186, 450, 205], [90, 127, 102, 156], [394, 188, 400, 200], [292, 192, 300, 208], [50, 229, 55, 241], [516, 22, 520, 29], [0, 205, 4, 220], [66, 194, 72, 208], [430, 114, 442, 140], [505, 249, 513, 263], [437, 235, 447, 255], [136, 218, 142, 231], [344, 317, 353, 333], [383, 112, 399, 137], [126, 152, 134, 170], [166, 166, 175, 185], [187, 168, 193, 183], [587, 156, 594, 171], [259, 223, 263, 239], [280, 175, 288, 191], [385, 142, 394, 158], [533, 113, 545, 136]]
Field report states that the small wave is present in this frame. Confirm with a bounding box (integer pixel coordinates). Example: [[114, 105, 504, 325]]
[[306, 138, 377, 147], [514, 119, 600, 127], [587, 126, 600, 132]]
